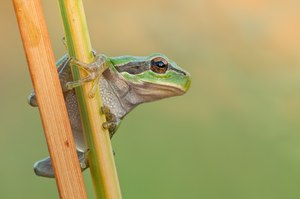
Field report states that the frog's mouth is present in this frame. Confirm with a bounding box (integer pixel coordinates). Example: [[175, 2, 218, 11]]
[[130, 81, 186, 102]]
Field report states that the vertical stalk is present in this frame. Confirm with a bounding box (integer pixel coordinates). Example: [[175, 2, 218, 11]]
[[58, 0, 122, 198], [13, 0, 87, 198]]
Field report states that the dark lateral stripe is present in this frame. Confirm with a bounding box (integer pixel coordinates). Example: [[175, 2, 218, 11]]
[[116, 61, 186, 76], [169, 66, 186, 75], [116, 61, 149, 75]]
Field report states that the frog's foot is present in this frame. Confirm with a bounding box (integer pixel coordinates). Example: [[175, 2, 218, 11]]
[[78, 149, 90, 170], [65, 54, 108, 98], [33, 150, 89, 178], [33, 156, 55, 178], [100, 106, 118, 138]]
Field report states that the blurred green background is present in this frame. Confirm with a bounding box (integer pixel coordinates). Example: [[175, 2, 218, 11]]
[[1, 0, 300, 198]]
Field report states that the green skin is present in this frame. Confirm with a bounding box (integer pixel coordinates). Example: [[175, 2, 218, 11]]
[[29, 53, 191, 178]]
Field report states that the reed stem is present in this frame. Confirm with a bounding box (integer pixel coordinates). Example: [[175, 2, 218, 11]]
[[13, 0, 87, 198], [58, 0, 122, 198]]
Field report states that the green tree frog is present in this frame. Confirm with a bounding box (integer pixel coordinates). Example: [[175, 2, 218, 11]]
[[28, 52, 191, 178]]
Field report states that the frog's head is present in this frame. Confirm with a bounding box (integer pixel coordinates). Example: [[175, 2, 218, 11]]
[[111, 53, 191, 103]]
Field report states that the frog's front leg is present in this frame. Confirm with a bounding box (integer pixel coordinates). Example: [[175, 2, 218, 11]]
[[66, 55, 109, 98]]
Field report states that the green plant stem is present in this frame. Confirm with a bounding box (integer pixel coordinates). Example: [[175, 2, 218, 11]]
[[58, 1, 122, 198]]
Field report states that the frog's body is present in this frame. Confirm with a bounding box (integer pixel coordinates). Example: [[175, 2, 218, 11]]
[[29, 53, 191, 178]]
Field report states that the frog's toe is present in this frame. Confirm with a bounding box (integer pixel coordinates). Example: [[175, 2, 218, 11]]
[[77, 150, 89, 170], [102, 121, 117, 132], [100, 106, 110, 115], [100, 106, 117, 122], [28, 92, 38, 107]]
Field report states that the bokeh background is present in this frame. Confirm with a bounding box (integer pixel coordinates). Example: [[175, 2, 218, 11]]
[[1, 0, 300, 198]]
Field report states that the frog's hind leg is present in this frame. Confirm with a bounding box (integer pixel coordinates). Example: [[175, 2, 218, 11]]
[[33, 150, 89, 178]]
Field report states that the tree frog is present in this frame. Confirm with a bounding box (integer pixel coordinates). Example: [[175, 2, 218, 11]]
[[28, 52, 191, 178]]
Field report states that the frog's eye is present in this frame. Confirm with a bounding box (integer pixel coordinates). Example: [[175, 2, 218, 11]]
[[150, 57, 168, 74]]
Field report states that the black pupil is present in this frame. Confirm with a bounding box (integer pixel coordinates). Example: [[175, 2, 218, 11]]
[[155, 61, 166, 68]]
